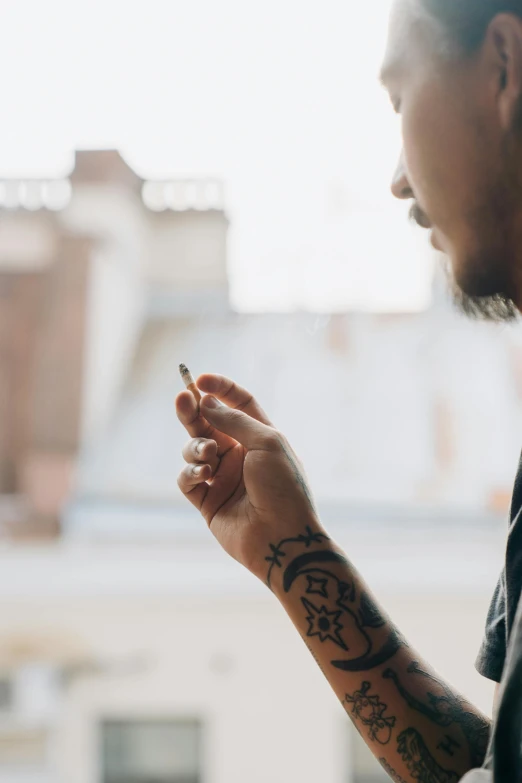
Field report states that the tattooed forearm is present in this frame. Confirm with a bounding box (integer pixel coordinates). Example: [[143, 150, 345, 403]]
[[265, 528, 402, 672], [263, 526, 489, 783], [397, 728, 459, 783], [437, 735, 461, 756], [343, 681, 396, 744], [383, 661, 490, 767], [264, 527, 488, 783], [379, 758, 408, 783]]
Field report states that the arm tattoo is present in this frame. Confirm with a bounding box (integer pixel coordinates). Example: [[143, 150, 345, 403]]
[[397, 728, 459, 783], [379, 758, 408, 783], [383, 661, 490, 767], [265, 531, 402, 671], [437, 735, 461, 757], [343, 681, 396, 744], [301, 597, 348, 650], [265, 527, 329, 588]]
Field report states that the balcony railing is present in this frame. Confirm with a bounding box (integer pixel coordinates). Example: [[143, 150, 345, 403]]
[[0, 177, 225, 214], [0, 180, 72, 212], [141, 179, 224, 212]]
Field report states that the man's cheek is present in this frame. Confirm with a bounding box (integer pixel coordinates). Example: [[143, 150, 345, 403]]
[[402, 107, 456, 225], [401, 113, 436, 210]]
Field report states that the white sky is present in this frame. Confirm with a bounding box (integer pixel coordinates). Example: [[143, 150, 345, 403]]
[[0, 0, 435, 312]]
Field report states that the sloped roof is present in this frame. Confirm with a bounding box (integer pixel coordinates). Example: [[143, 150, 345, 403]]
[[72, 306, 522, 518]]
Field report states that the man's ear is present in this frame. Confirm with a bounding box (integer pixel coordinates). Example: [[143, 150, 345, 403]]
[[486, 13, 522, 130]]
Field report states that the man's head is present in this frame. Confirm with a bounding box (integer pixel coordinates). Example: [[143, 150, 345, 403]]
[[382, 0, 522, 320]]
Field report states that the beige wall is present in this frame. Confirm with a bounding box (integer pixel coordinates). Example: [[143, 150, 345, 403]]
[[0, 574, 495, 783]]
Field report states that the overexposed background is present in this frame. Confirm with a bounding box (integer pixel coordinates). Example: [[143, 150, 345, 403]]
[[0, 0, 430, 312], [0, 2, 515, 783]]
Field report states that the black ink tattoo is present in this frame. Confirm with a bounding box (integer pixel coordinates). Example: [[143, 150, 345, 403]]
[[397, 728, 459, 783], [286, 550, 401, 670], [338, 580, 356, 602], [305, 575, 328, 598], [383, 661, 490, 767], [330, 630, 403, 673], [295, 527, 326, 548], [265, 527, 329, 588], [437, 735, 461, 757], [265, 532, 402, 671], [301, 598, 348, 650], [265, 543, 286, 569], [358, 592, 386, 629], [379, 758, 408, 783], [343, 681, 396, 744]]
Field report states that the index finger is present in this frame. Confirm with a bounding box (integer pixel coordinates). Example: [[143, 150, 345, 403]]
[[196, 374, 273, 426], [175, 390, 238, 456]]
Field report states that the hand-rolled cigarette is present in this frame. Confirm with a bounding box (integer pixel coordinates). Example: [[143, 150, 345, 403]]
[[179, 363, 202, 406]]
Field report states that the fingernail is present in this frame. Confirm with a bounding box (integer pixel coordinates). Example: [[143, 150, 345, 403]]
[[204, 396, 220, 409], [196, 440, 205, 455], [193, 465, 203, 476]]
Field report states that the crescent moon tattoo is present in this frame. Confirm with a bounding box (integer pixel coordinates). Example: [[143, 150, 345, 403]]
[[282, 549, 401, 672]]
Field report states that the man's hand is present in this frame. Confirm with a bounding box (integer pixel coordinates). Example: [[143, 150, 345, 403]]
[[176, 373, 323, 580]]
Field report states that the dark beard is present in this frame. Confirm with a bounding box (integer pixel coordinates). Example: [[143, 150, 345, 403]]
[[452, 130, 522, 322], [441, 257, 519, 322], [409, 203, 519, 321], [453, 288, 519, 321], [436, 122, 522, 323]]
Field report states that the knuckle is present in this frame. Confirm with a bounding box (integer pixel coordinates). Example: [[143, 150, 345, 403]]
[[222, 377, 236, 396], [196, 437, 209, 452], [182, 441, 194, 461], [236, 393, 254, 412], [263, 428, 283, 451], [182, 464, 193, 481]]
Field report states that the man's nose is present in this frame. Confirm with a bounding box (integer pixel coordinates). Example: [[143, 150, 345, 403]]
[[391, 152, 413, 200]]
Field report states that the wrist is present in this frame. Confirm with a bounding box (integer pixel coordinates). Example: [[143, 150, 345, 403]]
[[252, 522, 335, 593]]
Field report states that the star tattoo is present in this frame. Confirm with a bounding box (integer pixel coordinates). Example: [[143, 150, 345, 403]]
[[301, 597, 348, 650], [297, 526, 328, 547], [265, 543, 286, 568], [305, 575, 329, 598]]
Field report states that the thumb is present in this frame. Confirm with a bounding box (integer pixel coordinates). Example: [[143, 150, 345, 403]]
[[201, 396, 276, 450]]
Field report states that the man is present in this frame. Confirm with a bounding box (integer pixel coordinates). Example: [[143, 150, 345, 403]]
[[176, 1, 522, 779]]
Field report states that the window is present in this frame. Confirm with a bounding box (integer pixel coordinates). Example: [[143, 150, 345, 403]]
[[101, 719, 201, 783], [0, 678, 13, 712]]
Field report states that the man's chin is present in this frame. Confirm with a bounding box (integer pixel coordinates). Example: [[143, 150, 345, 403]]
[[440, 256, 520, 323]]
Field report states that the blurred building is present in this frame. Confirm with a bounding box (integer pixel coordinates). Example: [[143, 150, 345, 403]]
[[0, 150, 517, 783]]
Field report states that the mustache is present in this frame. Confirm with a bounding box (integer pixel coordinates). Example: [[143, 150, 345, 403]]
[[409, 202, 431, 229]]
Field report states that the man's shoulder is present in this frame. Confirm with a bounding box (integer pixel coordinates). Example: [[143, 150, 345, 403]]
[[508, 449, 522, 525]]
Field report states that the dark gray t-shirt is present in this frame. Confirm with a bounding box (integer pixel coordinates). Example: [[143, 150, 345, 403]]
[[475, 453, 522, 683], [465, 580, 522, 782], [468, 452, 522, 780]]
